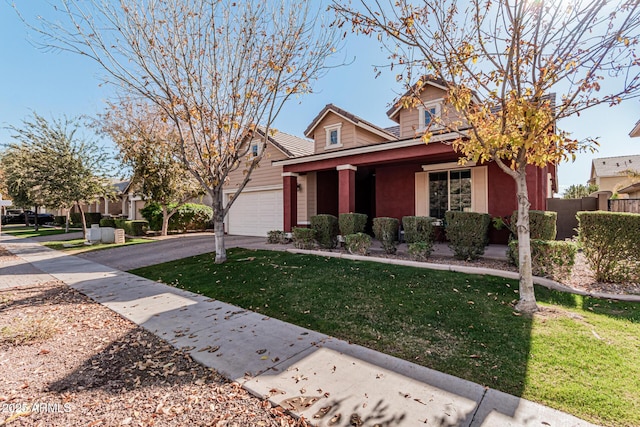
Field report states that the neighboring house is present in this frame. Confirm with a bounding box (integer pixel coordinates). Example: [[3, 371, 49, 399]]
[[588, 155, 640, 194], [225, 78, 557, 239], [618, 182, 640, 198], [119, 180, 146, 220], [63, 179, 130, 218]]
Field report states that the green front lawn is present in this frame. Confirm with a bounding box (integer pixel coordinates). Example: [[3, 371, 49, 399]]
[[130, 248, 640, 427], [43, 237, 153, 253], [1, 226, 77, 238]]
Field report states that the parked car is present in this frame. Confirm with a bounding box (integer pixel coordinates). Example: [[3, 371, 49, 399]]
[[1, 210, 55, 225]]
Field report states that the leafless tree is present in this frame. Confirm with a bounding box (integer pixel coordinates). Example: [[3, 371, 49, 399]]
[[22, 0, 339, 262]]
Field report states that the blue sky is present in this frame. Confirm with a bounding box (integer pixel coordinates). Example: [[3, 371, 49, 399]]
[[1, 2, 638, 193]]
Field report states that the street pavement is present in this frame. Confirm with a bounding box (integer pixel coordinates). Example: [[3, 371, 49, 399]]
[[0, 232, 600, 426]]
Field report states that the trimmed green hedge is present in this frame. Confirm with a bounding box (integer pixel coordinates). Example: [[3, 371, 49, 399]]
[[54, 215, 66, 226], [141, 202, 213, 232], [172, 204, 213, 231], [114, 219, 148, 236], [70, 212, 102, 226], [402, 216, 434, 244], [511, 210, 557, 240], [345, 232, 372, 255], [339, 213, 367, 236], [292, 227, 315, 249], [99, 218, 116, 228], [578, 211, 640, 282], [373, 217, 399, 254], [508, 239, 577, 281], [445, 211, 490, 260], [310, 214, 339, 249]]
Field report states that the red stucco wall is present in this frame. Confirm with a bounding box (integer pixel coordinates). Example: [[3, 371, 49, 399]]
[[488, 162, 549, 219], [375, 164, 422, 220]]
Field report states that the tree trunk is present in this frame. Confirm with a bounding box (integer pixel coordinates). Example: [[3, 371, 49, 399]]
[[65, 211, 70, 233], [78, 202, 88, 239], [34, 206, 39, 231], [212, 190, 226, 264], [161, 205, 169, 237], [514, 171, 538, 313]]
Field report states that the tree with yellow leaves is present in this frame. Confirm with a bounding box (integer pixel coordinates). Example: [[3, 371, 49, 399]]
[[22, 0, 339, 263], [334, 0, 640, 312]]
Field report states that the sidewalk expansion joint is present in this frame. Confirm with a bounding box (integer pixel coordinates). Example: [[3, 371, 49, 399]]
[[470, 387, 488, 427]]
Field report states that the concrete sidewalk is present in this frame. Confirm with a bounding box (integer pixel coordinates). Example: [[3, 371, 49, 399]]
[[0, 233, 598, 427]]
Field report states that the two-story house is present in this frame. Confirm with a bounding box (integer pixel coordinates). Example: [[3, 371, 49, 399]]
[[224, 78, 556, 240]]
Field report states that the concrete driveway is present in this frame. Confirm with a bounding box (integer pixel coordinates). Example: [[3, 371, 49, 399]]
[[77, 233, 269, 271]]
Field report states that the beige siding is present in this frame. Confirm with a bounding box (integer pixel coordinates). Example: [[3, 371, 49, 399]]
[[312, 112, 356, 152], [354, 127, 388, 146], [225, 142, 287, 190], [304, 172, 317, 222], [397, 85, 463, 139], [134, 200, 145, 220], [594, 176, 635, 193], [297, 174, 307, 222]]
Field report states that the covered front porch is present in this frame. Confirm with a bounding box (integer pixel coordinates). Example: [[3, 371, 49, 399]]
[[277, 138, 497, 233]]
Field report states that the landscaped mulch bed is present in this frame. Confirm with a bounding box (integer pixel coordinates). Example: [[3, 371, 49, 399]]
[[0, 281, 307, 427]]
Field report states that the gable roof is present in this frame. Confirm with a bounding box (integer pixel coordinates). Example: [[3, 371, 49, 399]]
[[254, 127, 313, 158], [630, 119, 640, 138], [111, 180, 130, 194], [386, 76, 557, 122], [591, 155, 640, 178], [304, 104, 398, 141], [386, 76, 451, 120]]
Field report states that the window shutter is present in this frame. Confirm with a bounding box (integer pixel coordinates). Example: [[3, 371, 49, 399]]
[[471, 166, 488, 213], [415, 172, 428, 216]]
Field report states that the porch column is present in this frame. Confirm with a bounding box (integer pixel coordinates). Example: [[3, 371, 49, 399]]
[[282, 172, 298, 232], [337, 164, 357, 214]]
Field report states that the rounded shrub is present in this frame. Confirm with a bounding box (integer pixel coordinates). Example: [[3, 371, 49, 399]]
[[345, 232, 372, 255], [402, 216, 434, 244], [372, 217, 399, 254], [339, 213, 368, 236], [310, 214, 339, 249], [292, 227, 316, 249], [511, 210, 557, 240], [445, 211, 491, 260]]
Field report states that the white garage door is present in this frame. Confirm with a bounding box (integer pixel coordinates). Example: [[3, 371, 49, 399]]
[[226, 189, 283, 237]]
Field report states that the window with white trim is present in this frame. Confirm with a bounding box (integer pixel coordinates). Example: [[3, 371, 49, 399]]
[[251, 143, 259, 157], [419, 102, 442, 130], [324, 123, 343, 149], [428, 169, 471, 218]]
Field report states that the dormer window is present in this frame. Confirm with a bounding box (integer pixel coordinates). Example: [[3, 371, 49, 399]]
[[324, 123, 343, 149], [330, 129, 338, 145], [418, 101, 442, 131]]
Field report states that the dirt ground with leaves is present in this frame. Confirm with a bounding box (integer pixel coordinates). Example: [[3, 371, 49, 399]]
[[0, 270, 306, 426]]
